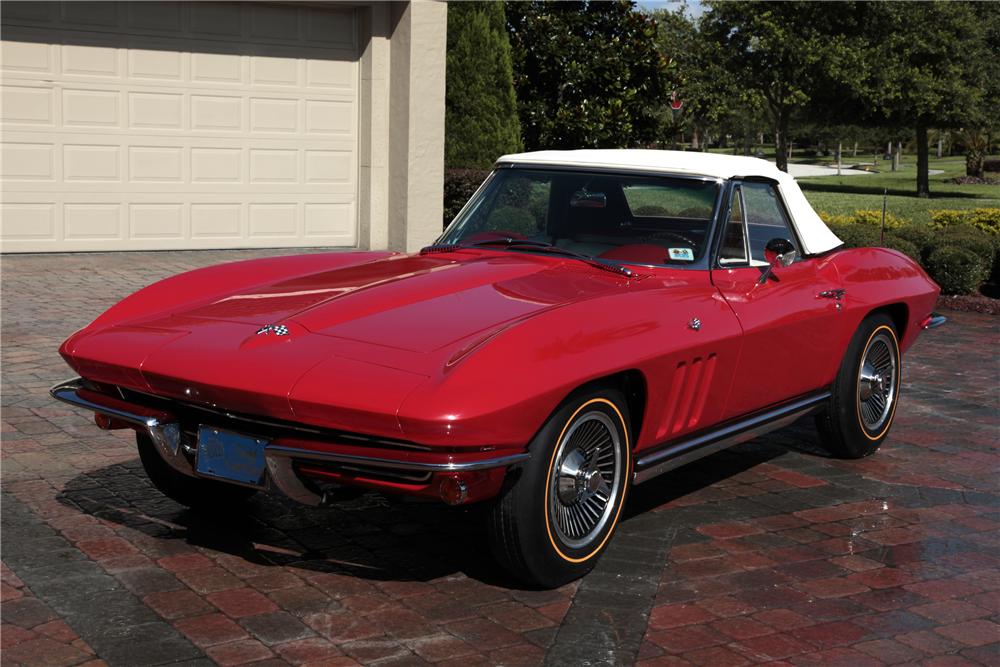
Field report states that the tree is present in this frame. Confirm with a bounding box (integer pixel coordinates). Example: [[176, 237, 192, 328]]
[[862, 2, 995, 196], [506, 1, 671, 150], [446, 1, 522, 168], [651, 6, 761, 152], [699, 1, 868, 172]]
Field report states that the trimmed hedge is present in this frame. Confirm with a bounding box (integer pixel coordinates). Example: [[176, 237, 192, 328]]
[[929, 208, 1000, 236], [819, 209, 909, 229], [820, 207, 1000, 294], [926, 247, 989, 295]]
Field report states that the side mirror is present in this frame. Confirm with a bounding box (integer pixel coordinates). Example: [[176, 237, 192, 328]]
[[758, 238, 797, 284]]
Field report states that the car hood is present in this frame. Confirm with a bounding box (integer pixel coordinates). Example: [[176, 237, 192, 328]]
[[134, 251, 629, 353], [66, 251, 634, 432]]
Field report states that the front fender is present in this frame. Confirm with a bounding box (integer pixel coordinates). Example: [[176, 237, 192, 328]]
[[396, 283, 743, 450]]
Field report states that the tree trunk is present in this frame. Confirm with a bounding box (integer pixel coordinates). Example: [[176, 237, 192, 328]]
[[916, 122, 930, 198], [965, 130, 985, 177], [852, 141, 858, 157], [691, 125, 700, 150], [967, 150, 985, 177], [775, 110, 790, 172], [837, 141, 842, 176], [936, 135, 943, 159]]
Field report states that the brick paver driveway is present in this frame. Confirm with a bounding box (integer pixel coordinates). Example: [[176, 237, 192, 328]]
[[2, 250, 999, 667]]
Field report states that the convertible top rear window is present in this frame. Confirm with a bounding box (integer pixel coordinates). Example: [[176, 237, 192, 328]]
[[441, 169, 721, 267]]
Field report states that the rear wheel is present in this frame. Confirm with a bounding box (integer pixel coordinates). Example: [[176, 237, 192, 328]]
[[136, 433, 257, 508], [816, 313, 901, 458], [488, 388, 631, 588]]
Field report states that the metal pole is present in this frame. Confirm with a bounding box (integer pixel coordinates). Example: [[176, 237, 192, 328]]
[[880, 188, 888, 246]]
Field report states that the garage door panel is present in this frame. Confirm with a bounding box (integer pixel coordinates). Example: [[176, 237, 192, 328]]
[[3, 195, 356, 251], [1, 2, 360, 252], [1, 39, 54, 73]]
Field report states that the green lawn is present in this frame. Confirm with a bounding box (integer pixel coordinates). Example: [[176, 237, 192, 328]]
[[797, 156, 1000, 226]]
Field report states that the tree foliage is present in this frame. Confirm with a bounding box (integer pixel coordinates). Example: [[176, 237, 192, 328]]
[[699, 1, 868, 172], [506, 0, 671, 150], [860, 1, 995, 196], [446, 1, 522, 169], [652, 6, 762, 150]]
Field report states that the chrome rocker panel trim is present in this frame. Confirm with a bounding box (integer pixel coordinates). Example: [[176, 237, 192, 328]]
[[50, 377, 530, 506], [632, 391, 831, 485]]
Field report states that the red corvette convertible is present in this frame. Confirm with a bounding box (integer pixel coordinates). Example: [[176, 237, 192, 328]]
[[53, 150, 944, 587]]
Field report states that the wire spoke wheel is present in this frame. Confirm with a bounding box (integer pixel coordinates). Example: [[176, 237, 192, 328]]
[[548, 411, 623, 549], [857, 331, 898, 432]]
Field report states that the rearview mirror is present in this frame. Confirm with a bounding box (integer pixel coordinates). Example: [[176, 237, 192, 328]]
[[758, 238, 797, 284], [570, 190, 607, 209]]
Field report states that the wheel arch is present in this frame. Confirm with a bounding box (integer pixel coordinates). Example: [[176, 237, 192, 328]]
[[868, 302, 908, 341], [563, 369, 648, 449]]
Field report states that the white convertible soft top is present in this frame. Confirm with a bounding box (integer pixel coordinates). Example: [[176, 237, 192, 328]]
[[496, 149, 843, 256]]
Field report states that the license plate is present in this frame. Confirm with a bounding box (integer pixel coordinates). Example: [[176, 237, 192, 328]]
[[196, 426, 267, 487]]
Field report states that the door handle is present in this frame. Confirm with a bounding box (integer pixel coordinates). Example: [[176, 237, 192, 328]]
[[817, 289, 846, 300]]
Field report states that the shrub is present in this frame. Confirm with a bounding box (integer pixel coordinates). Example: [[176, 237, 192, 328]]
[[985, 158, 1000, 173], [937, 224, 1000, 285], [929, 208, 1000, 236], [926, 246, 989, 295], [445, 1, 522, 169], [820, 209, 908, 229], [884, 236, 921, 263], [443, 168, 491, 228], [891, 223, 936, 262], [827, 222, 881, 249]]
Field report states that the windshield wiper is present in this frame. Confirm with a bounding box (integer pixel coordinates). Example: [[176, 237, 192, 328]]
[[482, 240, 634, 278], [420, 238, 547, 254], [421, 238, 634, 278], [419, 242, 468, 254]]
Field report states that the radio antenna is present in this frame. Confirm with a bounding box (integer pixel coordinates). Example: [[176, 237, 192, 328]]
[[880, 188, 888, 246]]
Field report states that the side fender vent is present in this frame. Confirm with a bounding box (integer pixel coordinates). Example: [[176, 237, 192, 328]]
[[659, 353, 717, 438]]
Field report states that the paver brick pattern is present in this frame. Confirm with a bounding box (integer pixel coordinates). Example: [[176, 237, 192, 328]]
[[2, 250, 999, 666]]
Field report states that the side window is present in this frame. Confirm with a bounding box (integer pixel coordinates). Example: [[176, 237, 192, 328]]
[[741, 182, 797, 263], [719, 186, 748, 265]]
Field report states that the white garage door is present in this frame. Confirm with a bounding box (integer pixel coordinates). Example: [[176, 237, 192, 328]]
[[1, 2, 359, 252]]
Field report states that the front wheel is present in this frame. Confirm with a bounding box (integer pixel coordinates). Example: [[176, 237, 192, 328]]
[[488, 388, 631, 588], [816, 313, 901, 458]]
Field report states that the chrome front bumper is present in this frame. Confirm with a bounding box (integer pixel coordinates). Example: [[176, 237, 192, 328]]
[[50, 377, 528, 506]]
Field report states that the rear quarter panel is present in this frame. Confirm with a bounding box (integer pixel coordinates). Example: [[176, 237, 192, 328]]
[[830, 247, 940, 353]]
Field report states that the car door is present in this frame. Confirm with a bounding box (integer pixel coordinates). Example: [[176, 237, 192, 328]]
[[712, 180, 846, 420]]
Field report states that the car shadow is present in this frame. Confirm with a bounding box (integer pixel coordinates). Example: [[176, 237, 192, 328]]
[[55, 419, 831, 589]]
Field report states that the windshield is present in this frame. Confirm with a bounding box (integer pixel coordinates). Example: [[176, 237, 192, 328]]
[[440, 168, 721, 267]]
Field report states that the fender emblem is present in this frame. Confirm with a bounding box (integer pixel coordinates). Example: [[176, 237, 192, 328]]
[[256, 324, 289, 336], [688, 317, 701, 331]]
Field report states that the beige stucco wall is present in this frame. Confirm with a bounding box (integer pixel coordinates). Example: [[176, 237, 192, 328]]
[[385, 1, 447, 253]]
